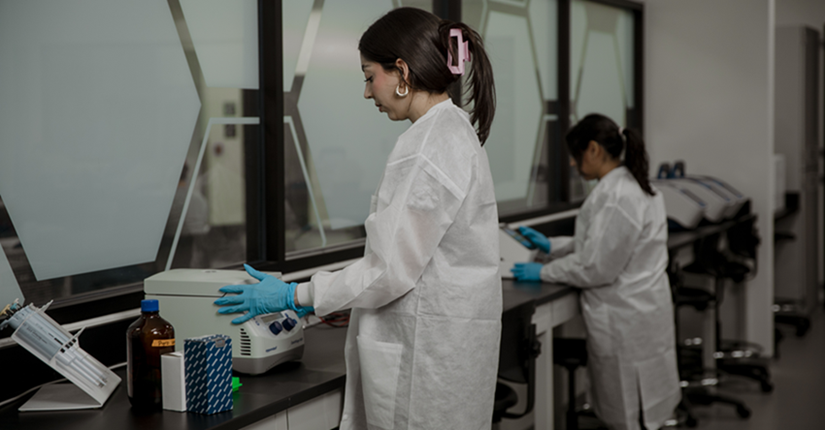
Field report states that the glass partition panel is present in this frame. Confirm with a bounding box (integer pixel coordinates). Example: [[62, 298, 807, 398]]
[[462, 0, 562, 217], [180, 0, 259, 89], [283, 1, 433, 256], [0, 0, 259, 306], [569, 0, 635, 201]]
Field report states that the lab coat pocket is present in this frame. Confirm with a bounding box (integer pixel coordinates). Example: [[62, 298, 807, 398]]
[[357, 335, 404, 429]]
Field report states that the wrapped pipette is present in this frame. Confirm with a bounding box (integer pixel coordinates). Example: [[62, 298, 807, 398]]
[[0, 301, 121, 410]]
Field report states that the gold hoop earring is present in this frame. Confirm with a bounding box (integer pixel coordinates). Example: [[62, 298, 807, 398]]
[[395, 84, 409, 97]]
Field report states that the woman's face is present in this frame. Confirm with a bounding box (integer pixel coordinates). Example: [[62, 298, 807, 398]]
[[361, 55, 409, 121], [570, 140, 601, 181]]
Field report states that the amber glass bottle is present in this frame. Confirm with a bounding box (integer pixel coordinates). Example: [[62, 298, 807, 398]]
[[127, 299, 175, 409]]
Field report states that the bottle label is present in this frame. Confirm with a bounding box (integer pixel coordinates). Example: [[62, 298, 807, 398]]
[[152, 339, 175, 347]]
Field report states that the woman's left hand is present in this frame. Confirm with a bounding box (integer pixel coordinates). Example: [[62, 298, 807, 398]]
[[510, 262, 543, 282], [518, 226, 551, 253], [215, 264, 313, 324]]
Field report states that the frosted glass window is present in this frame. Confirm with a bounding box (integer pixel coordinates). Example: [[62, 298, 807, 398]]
[[530, 0, 559, 101], [0, 1, 201, 280], [570, 0, 634, 126], [166, 120, 254, 271], [463, 0, 560, 215], [485, 12, 544, 201], [0, 1, 257, 305], [283, 1, 316, 92], [283, 1, 431, 254], [180, 0, 259, 89], [569, 0, 635, 201]]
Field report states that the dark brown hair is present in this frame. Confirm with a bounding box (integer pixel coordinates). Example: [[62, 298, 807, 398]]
[[566, 114, 654, 196], [359, 7, 496, 145]]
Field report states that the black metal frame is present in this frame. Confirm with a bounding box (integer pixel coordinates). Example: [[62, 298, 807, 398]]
[[256, 0, 285, 272], [558, 0, 572, 204]]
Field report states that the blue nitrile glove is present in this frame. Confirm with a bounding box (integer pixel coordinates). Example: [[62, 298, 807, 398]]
[[518, 226, 551, 253], [510, 262, 544, 282], [214, 264, 315, 324]]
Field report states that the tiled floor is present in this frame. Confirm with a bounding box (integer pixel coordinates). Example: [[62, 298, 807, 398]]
[[689, 307, 825, 429]]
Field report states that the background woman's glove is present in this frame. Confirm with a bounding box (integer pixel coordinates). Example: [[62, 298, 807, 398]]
[[510, 262, 544, 282], [518, 226, 551, 253], [214, 264, 314, 324]]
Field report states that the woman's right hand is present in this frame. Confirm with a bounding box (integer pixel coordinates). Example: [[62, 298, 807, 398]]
[[518, 226, 551, 253], [510, 262, 544, 282]]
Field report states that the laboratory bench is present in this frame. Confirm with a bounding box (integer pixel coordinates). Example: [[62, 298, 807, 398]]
[[0, 281, 578, 430], [1, 212, 762, 430]]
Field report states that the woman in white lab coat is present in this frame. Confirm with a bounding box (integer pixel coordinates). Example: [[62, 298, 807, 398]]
[[511, 114, 681, 430], [216, 8, 503, 429]]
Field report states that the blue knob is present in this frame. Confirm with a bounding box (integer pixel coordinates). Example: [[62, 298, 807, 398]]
[[269, 321, 283, 335], [282, 318, 296, 331]]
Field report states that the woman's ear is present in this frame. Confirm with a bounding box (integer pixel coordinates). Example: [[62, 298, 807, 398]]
[[395, 58, 410, 86], [586, 140, 601, 160]]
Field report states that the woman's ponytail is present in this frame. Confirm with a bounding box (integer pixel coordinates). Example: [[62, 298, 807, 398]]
[[439, 22, 496, 145], [622, 128, 654, 196]]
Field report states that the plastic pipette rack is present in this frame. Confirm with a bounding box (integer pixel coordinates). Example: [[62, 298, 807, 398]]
[[0, 301, 121, 411]]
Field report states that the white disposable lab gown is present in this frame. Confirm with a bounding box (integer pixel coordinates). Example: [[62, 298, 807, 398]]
[[300, 100, 502, 429], [541, 166, 681, 430]]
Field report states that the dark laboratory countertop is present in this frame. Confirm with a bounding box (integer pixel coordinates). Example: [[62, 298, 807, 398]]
[[0, 283, 576, 430], [666, 213, 757, 251], [502, 278, 575, 311], [0, 323, 348, 430]]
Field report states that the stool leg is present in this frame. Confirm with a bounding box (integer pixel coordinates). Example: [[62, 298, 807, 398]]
[[715, 276, 723, 352], [567, 366, 578, 430]]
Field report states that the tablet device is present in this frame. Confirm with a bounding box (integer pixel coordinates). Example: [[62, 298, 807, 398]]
[[499, 223, 535, 249]]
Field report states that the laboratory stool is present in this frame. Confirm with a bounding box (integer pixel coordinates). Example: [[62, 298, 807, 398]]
[[552, 338, 610, 430], [668, 261, 749, 424], [683, 235, 773, 393], [493, 301, 541, 426], [553, 337, 587, 430], [773, 298, 811, 337]]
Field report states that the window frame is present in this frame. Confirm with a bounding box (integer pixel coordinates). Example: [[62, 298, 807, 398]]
[[0, 0, 645, 320]]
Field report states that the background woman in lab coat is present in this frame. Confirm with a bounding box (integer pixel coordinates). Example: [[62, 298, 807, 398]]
[[511, 114, 681, 430], [215, 8, 503, 429]]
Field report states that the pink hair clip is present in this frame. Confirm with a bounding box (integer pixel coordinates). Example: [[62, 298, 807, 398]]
[[447, 28, 471, 76]]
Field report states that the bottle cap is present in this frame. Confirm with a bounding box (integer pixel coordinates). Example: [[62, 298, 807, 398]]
[[141, 299, 159, 313]]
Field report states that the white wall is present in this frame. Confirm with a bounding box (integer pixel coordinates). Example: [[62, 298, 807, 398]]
[[644, 0, 776, 353], [776, 0, 825, 28]]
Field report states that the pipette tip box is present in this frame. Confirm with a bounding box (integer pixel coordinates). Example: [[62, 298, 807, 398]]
[[184, 334, 233, 414]]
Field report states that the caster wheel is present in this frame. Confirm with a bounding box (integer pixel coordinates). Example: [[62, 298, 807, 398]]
[[796, 323, 810, 337], [760, 381, 774, 393], [685, 416, 698, 427], [736, 405, 751, 419]]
